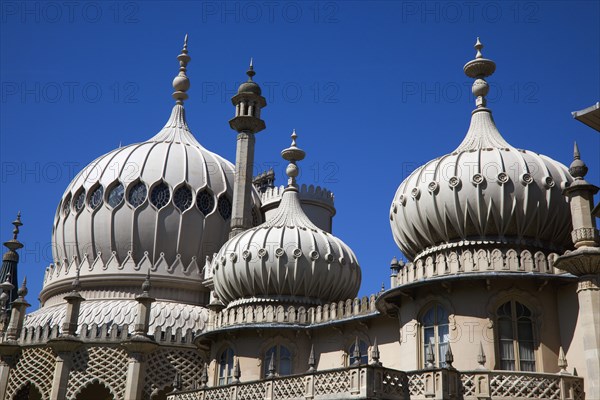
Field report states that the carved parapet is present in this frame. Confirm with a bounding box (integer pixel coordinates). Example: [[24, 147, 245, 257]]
[[41, 250, 205, 304], [393, 246, 568, 287], [206, 294, 378, 332]]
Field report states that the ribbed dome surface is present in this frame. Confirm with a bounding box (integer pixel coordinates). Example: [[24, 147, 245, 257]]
[[50, 104, 261, 291], [212, 186, 361, 306], [390, 108, 572, 260]]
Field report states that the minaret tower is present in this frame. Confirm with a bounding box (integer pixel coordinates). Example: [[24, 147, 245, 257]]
[[229, 60, 267, 238], [0, 213, 23, 307]]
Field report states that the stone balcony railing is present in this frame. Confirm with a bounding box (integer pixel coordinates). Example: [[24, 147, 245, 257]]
[[167, 367, 584, 400], [205, 295, 379, 332], [392, 247, 571, 288], [167, 365, 409, 400]]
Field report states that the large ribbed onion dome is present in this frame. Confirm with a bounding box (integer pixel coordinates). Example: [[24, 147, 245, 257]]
[[389, 40, 572, 261], [47, 40, 261, 300], [212, 133, 361, 306]]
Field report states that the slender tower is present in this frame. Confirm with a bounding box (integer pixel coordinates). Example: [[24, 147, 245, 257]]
[[229, 60, 267, 238], [0, 213, 23, 307]]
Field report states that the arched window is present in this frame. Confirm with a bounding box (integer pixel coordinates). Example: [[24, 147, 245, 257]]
[[264, 345, 292, 377], [497, 301, 536, 371], [13, 383, 42, 400], [218, 347, 235, 385], [348, 340, 369, 366], [421, 304, 450, 367], [75, 382, 113, 400]]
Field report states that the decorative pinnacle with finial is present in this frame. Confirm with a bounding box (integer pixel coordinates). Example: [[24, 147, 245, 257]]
[[172, 34, 191, 105], [281, 129, 306, 188], [247, 57, 255, 81], [72, 266, 81, 292], [142, 269, 151, 294], [569, 142, 588, 180], [464, 37, 496, 109], [17, 276, 27, 298], [4, 212, 24, 258]]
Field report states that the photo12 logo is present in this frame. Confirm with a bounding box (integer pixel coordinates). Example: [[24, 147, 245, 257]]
[[1, 1, 140, 24]]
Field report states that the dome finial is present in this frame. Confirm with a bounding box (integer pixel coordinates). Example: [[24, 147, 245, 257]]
[[247, 58, 255, 81], [464, 37, 496, 109], [172, 34, 191, 105], [569, 141, 588, 179], [12, 212, 22, 241], [281, 129, 306, 188]]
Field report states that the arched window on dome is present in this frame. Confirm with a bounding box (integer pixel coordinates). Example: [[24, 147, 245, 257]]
[[217, 347, 235, 386], [348, 340, 368, 366], [421, 304, 450, 368], [128, 181, 147, 208], [263, 345, 292, 377], [74, 189, 86, 212], [197, 189, 215, 216], [174, 185, 193, 211], [496, 300, 536, 371], [89, 185, 104, 210], [150, 182, 171, 209], [62, 194, 72, 216], [107, 182, 125, 208], [217, 195, 232, 220]]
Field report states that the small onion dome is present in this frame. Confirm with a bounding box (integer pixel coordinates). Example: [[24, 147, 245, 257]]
[[389, 39, 572, 261], [212, 131, 361, 306], [237, 58, 262, 95]]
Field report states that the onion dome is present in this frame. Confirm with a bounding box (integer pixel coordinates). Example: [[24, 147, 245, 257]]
[[46, 36, 261, 303], [236, 58, 262, 95], [390, 38, 572, 261], [212, 131, 361, 306]]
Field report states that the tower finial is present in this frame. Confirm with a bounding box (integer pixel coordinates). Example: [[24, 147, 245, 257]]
[[281, 129, 306, 188], [464, 37, 496, 109], [172, 34, 191, 105], [247, 58, 255, 81], [569, 141, 589, 179]]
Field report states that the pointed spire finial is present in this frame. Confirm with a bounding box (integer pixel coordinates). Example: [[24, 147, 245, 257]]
[[370, 338, 382, 366], [445, 344, 454, 368], [72, 266, 81, 292], [475, 37, 483, 58], [281, 130, 306, 188], [426, 341, 435, 368], [172, 34, 191, 105], [308, 344, 316, 372], [569, 141, 589, 179], [267, 352, 276, 378], [464, 37, 496, 109], [247, 58, 255, 81], [17, 276, 27, 298], [477, 341, 487, 369], [232, 357, 241, 382], [200, 362, 209, 388], [352, 337, 362, 366], [558, 346, 569, 374], [142, 269, 151, 294]]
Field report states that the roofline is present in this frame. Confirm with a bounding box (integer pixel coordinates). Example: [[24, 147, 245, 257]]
[[572, 102, 600, 132]]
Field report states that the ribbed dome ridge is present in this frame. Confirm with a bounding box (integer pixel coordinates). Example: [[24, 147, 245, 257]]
[[453, 109, 513, 152], [262, 188, 319, 230], [148, 104, 201, 146]]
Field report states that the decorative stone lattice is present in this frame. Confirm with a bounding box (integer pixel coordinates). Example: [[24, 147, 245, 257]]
[[314, 370, 350, 395], [381, 370, 407, 396], [144, 348, 203, 397], [489, 373, 561, 399], [67, 346, 129, 399], [273, 375, 305, 398], [6, 347, 55, 399], [203, 386, 232, 400], [236, 381, 267, 399], [461, 373, 476, 396], [407, 372, 425, 396]]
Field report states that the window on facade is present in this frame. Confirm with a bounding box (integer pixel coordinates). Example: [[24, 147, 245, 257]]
[[497, 301, 536, 371], [264, 345, 292, 377], [348, 340, 369, 366], [421, 304, 450, 367], [218, 348, 235, 386]]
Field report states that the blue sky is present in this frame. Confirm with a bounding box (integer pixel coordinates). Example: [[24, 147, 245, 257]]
[[1, 0, 599, 308]]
